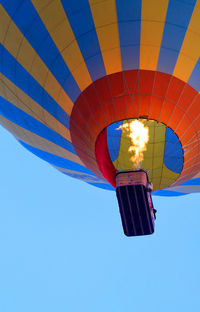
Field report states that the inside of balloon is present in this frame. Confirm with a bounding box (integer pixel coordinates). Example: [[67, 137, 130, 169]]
[[106, 118, 184, 191]]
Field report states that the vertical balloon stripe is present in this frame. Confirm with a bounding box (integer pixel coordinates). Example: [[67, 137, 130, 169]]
[[157, 0, 196, 75], [0, 96, 75, 154], [140, 0, 169, 70], [61, 0, 106, 82], [0, 5, 73, 116], [19, 141, 94, 175], [188, 58, 200, 92], [1, 0, 81, 102], [0, 74, 72, 142], [116, 0, 141, 70], [1, 44, 70, 129], [54, 168, 104, 182], [31, 0, 92, 92], [0, 114, 82, 164], [89, 0, 122, 75], [173, 0, 200, 84]]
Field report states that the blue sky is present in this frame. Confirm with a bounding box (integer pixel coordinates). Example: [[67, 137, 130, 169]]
[[0, 125, 200, 312]]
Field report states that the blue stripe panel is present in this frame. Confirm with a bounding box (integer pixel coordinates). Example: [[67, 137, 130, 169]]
[[0, 96, 75, 154], [157, 0, 196, 74], [107, 121, 123, 162], [19, 140, 94, 175], [61, 0, 106, 81], [188, 58, 200, 92], [1, 0, 80, 102], [153, 190, 187, 196], [0, 44, 70, 129], [116, 0, 141, 70], [179, 178, 200, 186], [164, 127, 184, 173], [87, 182, 114, 190]]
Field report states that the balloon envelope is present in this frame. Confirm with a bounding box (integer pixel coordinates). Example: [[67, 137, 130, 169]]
[[1, 0, 200, 196]]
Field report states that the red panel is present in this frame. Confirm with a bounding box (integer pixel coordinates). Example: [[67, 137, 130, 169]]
[[113, 96, 127, 121], [178, 84, 197, 111], [70, 107, 86, 133], [166, 77, 185, 103], [126, 95, 138, 117], [94, 77, 111, 102], [82, 84, 100, 112], [108, 72, 124, 97], [95, 128, 116, 187], [153, 72, 171, 97], [102, 99, 117, 124], [123, 70, 139, 95], [76, 94, 93, 121], [131, 93, 139, 118], [139, 70, 155, 94]]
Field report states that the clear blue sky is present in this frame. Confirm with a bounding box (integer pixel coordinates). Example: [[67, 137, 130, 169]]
[[0, 125, 200, 312]]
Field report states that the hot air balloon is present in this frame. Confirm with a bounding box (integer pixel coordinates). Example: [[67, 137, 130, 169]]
[[1, 0, 200, 236]]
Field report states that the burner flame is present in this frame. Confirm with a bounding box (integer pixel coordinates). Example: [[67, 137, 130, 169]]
[[117, 120, 149, 168]]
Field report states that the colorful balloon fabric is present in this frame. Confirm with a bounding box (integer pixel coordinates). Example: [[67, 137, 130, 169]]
[[1, 0, 200, 196]]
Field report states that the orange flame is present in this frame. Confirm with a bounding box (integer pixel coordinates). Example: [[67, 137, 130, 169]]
[[118, 120, 149, 168]]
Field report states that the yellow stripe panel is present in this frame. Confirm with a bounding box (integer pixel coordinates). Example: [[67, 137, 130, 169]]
[[0, 5, 73, 115], [140, 0, 169, 70], [0, 73, 72, 142], [31, 0, 92, 91], [173, 0, 200, 82], [89, 0, 122, 75], [0, 115, 83, 165], [159, 165, 179, 190]]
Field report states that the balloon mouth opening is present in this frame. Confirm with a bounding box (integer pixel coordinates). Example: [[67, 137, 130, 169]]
[[95, 118, 184, 191]]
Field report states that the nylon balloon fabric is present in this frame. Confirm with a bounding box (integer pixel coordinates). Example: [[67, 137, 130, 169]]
[[1, 0, 200, 196]]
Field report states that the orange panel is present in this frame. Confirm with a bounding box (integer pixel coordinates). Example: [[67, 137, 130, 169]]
[[138, 94, 151, 117], [159, 100, 175, 124], [177, 115, 196, 142], [167, 106, 185, 130], [149, 97, 164, 120], [187, 95, 200, 119]]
